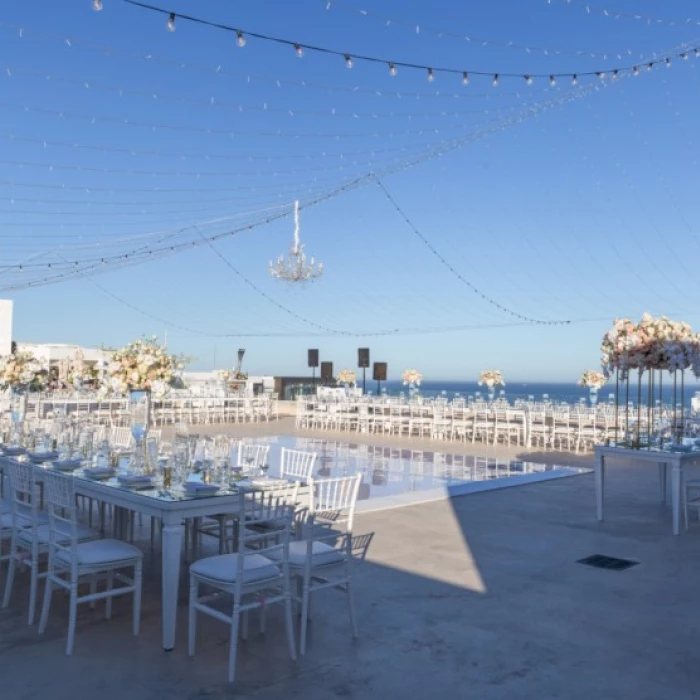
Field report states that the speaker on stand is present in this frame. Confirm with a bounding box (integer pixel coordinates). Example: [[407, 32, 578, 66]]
[[373, 361, 387, 396], [358, 348, 370, 394], [321, 361, 333, 386], [308, 349, 319, 393]]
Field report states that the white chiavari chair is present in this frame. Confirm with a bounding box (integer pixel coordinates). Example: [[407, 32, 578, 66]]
[[280, 447, 316, 483], [37, 470, 143, 655], [237, 442, 271, 474], [188, 490, 297, 683]]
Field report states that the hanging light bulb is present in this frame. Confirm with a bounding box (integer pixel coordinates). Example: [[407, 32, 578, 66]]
[[665, 57, 672, 68], [596, 71, 606, 80], [462, 71, 469, 86], [549, 75, 556, 87], [612, 69, 619, 80], [92, 0, 103, 11], [294, 43, 303, 57], [427, 67, 434, 82], [646, 62, 653, 71], [167, 13, 176, 32], [344, 54, 353, 68], [524, 75, 533, 86], [571, 74, 578, 86], [389, 62, 397, 76], [694, 48, 699, 58], [236, 30, 246, 48], [633, 65, 640, 76], [492, 73, 499, 87], [680, 53, 688, 60]]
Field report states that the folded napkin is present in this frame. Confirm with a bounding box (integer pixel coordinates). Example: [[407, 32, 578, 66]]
[[1, 446, 27, 457], [51, 459, 83, 471], [29, 451, 59, 463], [83, 466, 116, 479], [183, 481, 219, 493], [117, 474, 153, 488]]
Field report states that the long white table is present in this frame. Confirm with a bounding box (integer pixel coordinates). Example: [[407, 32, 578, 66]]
[[594, 444, 700, 536], [0, 455, 242, 651]]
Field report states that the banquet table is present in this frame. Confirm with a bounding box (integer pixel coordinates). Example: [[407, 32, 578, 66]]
[[0, 456, 243, 651], [594, 444, 700, 536]]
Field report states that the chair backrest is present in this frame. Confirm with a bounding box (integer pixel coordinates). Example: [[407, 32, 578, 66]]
[[110, 425, 133, 449], [237, 442, 271, 470], [41, 470, 81, 573], [280, 447, 316, 482], [307, 474, 362, 533], [6, 459, 41, 526]]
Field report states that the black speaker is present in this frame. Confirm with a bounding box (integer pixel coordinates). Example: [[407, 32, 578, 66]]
[[308, 349, 319, 368], [358, 348, 370, 368], [373, 362, 387, 381], [321, 361, 333, 381]]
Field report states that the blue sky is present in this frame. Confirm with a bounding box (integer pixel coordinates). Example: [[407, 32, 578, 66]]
[[2, 0, 700, 381]]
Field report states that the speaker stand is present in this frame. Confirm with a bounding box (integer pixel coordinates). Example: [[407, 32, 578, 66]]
[[312, 367, 316, 395], [362, 367, 366, 394]]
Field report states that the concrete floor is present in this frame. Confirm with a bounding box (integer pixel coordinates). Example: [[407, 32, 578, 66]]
[[2, 419, 699, 699]]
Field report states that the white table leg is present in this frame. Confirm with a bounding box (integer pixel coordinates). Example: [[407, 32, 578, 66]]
[[161, 512, 184, 650], [672, 460, 682, 536], [659, 463, 667, 503], [595, 454, 605, 521]]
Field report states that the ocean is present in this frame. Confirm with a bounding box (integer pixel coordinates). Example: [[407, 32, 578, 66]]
[[366, 380, 700, 408]]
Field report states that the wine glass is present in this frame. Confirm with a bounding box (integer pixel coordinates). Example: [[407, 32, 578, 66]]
[[259, 463, 270, 478]]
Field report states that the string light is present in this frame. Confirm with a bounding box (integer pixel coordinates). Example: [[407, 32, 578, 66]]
[[665, 58, 672, 68], [492, 74, 499, 87], [462, 71, 469, 86], [612, 69, 619, 80], [525, 75, 533, 86], [572, 74, 578, 85], [166, 12, 175, 32], [236, 29, 246, 48], [427, 67, 434, 82], [120, 1, 698, 87], [344, 53, 353, 68], [681, 53, 688, 61], [549, 75, 556, 87], [92, 0, 103, 11], [633, 65, 640, 76]]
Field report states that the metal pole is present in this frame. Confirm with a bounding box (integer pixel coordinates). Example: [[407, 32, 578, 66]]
[[614, 369, 619, 445], [625, 371, 630, 444], [363, 367, 366, 394], [673, 370, 678, 443]]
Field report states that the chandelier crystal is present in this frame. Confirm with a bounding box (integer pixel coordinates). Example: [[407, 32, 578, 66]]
[[269, 200, 323, 283]]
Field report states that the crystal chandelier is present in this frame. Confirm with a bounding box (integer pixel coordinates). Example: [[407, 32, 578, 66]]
[[269, 200, 323, 283]]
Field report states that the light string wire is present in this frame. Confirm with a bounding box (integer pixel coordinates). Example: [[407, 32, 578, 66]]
[[323, 0, 643, 59], [374, 177, 570, 325], [0, 80, 597, 274], [121, 0, 699, 82], [0, 21, 580, 101], [3, 65, 545, 122], [546, 0, 700, 28]]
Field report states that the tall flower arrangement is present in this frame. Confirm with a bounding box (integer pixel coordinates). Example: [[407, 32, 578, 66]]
[[578, 370, 607, 389], [68, 349, 99, 389], [0, 350, 49, 392], [478, 370, 505, 388], [601, 313, 700, 378], [106, 337, 184, 396], [401, 369, 422, 386]]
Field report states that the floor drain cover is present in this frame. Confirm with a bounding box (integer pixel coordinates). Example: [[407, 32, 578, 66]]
[[577, 554, 639, 571]]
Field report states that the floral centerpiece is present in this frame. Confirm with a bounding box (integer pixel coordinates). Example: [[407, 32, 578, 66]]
[[401, 369, 422, 386], [216, 369, 232, 383], [0, 350, 49, 392], [478, 370, 505, 388], [578, 370, 607, 389], [336, 369, 357, 386], [68, 349, 99, 390], [106, 336, 184, 397], [578, 369, 606, 407]]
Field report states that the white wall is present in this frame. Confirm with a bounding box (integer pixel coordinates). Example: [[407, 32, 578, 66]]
[[0, 300, 13, 356]]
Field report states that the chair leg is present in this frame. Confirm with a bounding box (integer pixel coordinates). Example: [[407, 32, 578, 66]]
[[2, 538, 18, 609], [66, 582, 78, 655], [228, 606, 241, 683], [89, 575, 98, 610], [105, 570, 114, 619], [241, 610, 249, 640], [28, 562, 40, 625], [38, 577, 53, 634], [346, 581, 358, 638], [188, 576, 198, 656], [133, 561, 142, 636], [260, 603, 267, 634], [300, 584, 310, 655], [284, 595, 297, 662]]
